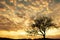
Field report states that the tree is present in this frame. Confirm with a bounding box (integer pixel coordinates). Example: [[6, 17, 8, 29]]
[[32, 16, 57, 40]]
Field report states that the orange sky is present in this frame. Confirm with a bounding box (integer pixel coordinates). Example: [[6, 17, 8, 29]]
[[0, 0, 60, 39]]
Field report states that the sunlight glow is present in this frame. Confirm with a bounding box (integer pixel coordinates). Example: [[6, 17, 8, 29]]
[[46, 28, 60, 35]]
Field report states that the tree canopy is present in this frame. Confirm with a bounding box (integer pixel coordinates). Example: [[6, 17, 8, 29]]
[[32, 16, 57, 37]]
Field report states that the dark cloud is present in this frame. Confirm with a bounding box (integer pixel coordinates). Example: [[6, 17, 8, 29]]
[[54, 0, 60, 3], [0, 3, 5, 8]]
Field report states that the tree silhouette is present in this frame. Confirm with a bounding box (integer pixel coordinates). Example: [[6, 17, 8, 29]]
[[32, 16, 57, 40]]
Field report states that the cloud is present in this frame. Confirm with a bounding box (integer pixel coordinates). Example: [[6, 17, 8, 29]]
[[0, 0, 60, 33], [0, 15, 16, 31]]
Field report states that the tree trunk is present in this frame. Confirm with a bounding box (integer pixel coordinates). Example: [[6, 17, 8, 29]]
[[43, 34, 45, 40], [43, 29, 45, 40], [43, 27, 46, 40]]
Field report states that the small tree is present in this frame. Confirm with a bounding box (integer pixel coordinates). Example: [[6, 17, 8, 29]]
[[32, 16, 57, 39]]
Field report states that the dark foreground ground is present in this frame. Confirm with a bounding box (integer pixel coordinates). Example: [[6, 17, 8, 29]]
[[0, 38, 60, 40]]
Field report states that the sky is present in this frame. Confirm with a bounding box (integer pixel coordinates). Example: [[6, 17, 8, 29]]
[[0, 0, 60, 39]]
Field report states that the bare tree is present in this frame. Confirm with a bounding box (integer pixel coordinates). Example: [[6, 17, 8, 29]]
[[32, 16, 57, 39]]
